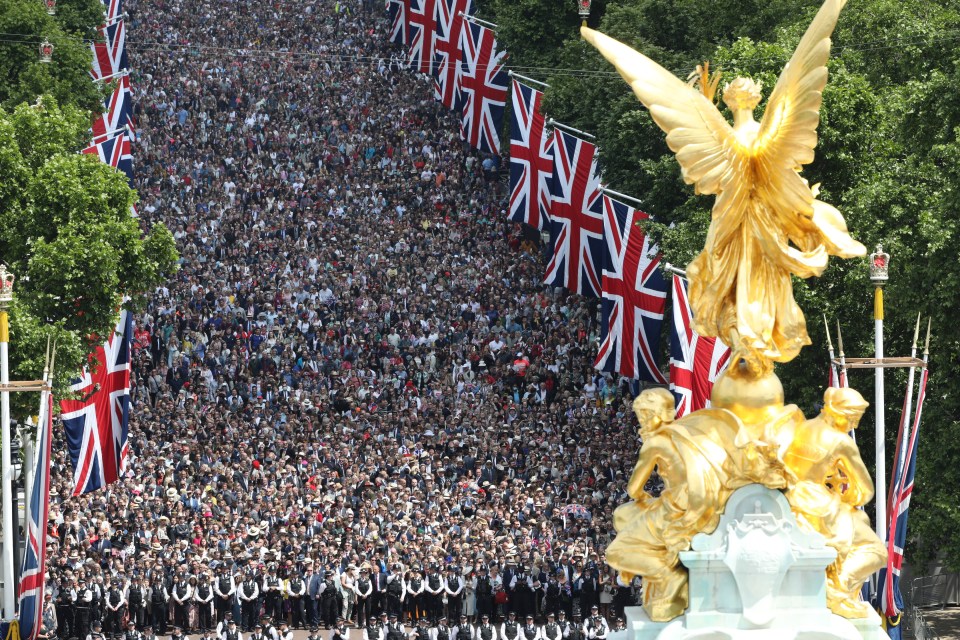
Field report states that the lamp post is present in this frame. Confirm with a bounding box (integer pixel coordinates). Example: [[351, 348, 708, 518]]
[[0, 264, 14, 619], [869, 244, 889, 542], [39, 40, 53, 63]]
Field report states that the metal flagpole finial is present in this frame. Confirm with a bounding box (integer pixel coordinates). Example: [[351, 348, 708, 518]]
[[912, 312, 921, 350], [823, 314, 834, 352], [924, 317, 932, 357], [869, 243, 890, 285], [835, 320, 845, 357]]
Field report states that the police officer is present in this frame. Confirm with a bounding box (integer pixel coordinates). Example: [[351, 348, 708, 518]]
[[411, 616, 430, 640], [474, 568, 493, 623], [276, 621, 293, 640], [453, 614, 473, 640], [170, 625, 187, 640], [125, 620, 143, 640], [307, 627, 323, 640], [248, 624, 264, 640], [319, 570, 339, 629], [331, 619, 349, 640], [87, 620, 105, 640], [214, 570, 236, 628], [499, 612, 519, 640], [171, 576, 193, 632], [384, 613, 405, 640], [286, 569, 306, 629], [540, 613, 561, 640], [475, 614, 496, 640], [196, 575, 215, 632], [129, 577, 148, 630], [443, 568, 462, 623], [221, 618, 242, 640], [57, 579, 76, 640], [149, 576, 169, 635], [509, 570, 533, 621], [354, 566, 373, 627], [424, 567, 445, 623], [363, 616, 383, 640], [555, 611, 571, 639], [75, 580, 96, 640], [431, 615, 451, 640], [238, 575, 259, 632], [566, 616, 583, 640], [385, 566, 405, 619], [520, 616, 537, 640], [582, 607, 606, 640], [262, 570, 283, 623]]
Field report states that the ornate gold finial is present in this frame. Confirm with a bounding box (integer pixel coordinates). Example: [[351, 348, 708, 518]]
[[581, 0, 863, 375]]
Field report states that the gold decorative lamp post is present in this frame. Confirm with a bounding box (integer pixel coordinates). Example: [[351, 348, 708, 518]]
[[0, 264, 14, 618], [869, 244, 890, 541]]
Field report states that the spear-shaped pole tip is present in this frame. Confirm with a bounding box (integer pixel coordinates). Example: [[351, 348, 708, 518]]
[[823, 314, 834, 352], [836, 320, 845, 356], [924, 317, 932, 357], [912, 312, 921, 351]]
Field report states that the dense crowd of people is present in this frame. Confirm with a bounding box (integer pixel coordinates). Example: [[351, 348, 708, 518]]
[[38, 0, 652, 638]]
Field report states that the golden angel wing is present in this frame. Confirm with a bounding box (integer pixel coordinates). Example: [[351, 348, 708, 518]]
[[755, 0, 847, 172], [581, 26, 737, 196]]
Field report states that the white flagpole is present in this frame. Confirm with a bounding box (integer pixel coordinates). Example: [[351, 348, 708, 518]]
[[546, 118, 596, 140], [0, 265, 14, 618]]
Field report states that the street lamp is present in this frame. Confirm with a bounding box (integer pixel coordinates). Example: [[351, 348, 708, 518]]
[[0, 264, 14, 619], [39, 40, 53, 63]]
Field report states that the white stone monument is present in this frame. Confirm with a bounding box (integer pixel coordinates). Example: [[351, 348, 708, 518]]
[[612, 485, 887, 640]]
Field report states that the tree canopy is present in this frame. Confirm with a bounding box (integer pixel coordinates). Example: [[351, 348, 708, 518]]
[[484, 0, 960, 569]]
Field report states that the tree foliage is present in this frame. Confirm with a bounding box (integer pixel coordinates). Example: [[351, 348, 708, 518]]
[[485, 0, 960, 570], [0, 97, 178, 414]]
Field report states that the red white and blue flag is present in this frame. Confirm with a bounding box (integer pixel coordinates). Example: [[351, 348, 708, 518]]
[[82, 128, 134, 186], [669, 275, 731, 417], [90, 20, 128, 80], [60, 310, 132, 496], [544, 130, 605, 297], [458, 21, 508, 154], [387, 0, 409, 46], [407, 0, 439, 75], [432, 0, 474, 110], [508, 79, 553, 230], [92, 74, 135, 142], [18, 393, 54, 640], [877, 367, 929, 633], [594, 196, 667, 382]]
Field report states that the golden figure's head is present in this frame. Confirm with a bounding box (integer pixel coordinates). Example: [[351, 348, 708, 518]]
[[722, 77, 763, 112], [633, 388, 676, 435], [822, 387, 869, 432]]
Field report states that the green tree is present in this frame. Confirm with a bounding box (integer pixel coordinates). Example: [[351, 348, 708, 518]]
[[0, 96, 178, 413], [0, 0, 105, 112], [492, 0, 960, 569]]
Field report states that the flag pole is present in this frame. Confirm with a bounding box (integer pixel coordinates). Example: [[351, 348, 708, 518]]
[[836, 321, 848, 388], [506, 70, 550, 89], [546, 118, 596, 140], [600, 186, 644, 209], [0, 264, 14, 619], [887, 314, 921, 521], [663, 263, 687, 277], [869, 244, 890, 543], [458, 12, 497, 29], [824, 314, 838, 387]]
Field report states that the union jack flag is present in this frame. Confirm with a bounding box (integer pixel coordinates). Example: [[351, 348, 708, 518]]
[[508, 79, 553, 230], [432, 0, 473, 110], [669, 275, 731, 417], [877, 367, 929, 628], [102, 0, 122, 23], [92, 74, 135, 142], [82, 128, 134, 186], [594, 195, 667, 382], [60, 310, 133, 495], [387, 0, 408, 46], [18, 392, 54, 640], [90, 20, 128, 81], [407, 0, 439, 75], [544, 130, 605, 297], [458, 21, 508, 154]]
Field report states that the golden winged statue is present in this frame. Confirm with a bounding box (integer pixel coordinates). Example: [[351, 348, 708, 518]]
[[583, 0, 865, 374]]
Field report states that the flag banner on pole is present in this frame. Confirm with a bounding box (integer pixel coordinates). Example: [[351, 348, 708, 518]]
[[669, 275, 731, 418], [544, 129, 605, 297], [18, 393, 53, 640], [90, 20, 128, 80], [82, 129, 134, 186], [407, 0, 439, 74], [877, 367, 929, 630], [457, 21, 508, 154], [60, 310, 132, 495], [594, 195, 667, 383], [508, 79, 553, 230], [92, 74, 135, 142], [387, 0, 409, 46], [432, 0, 473, 110]]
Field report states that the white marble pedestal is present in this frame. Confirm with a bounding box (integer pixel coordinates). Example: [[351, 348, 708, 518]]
[[610, 485, 887, 640]]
